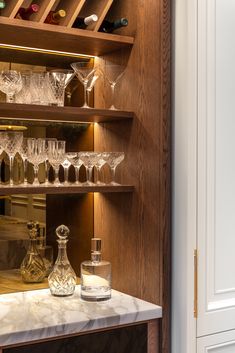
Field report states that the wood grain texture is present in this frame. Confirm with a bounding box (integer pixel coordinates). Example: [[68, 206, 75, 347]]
[[57, 0, 86, 28], [78, 0, 113, 31], [0, 0, 24, 18], [0, 16, 134, 57], [94, 1, 171, 353], [0, 103, 134, 124], [148, 320, 160, 353]]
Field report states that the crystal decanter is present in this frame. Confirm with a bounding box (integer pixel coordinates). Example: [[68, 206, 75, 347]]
[[48, 225, 76, 296], [20, 221, 47, 283], [81, 238, 111, 301]]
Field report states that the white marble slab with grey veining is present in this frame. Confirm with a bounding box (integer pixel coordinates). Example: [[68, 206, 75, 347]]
[[0, 286, 162, 348]]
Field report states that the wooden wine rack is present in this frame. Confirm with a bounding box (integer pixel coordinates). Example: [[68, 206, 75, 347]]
[[0, 0, 116, 31]]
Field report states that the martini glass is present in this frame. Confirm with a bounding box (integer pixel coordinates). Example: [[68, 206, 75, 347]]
[[104, 63, 125, 110], [102, 152, 125, 185], [71, 61, 96, 108], [0, 70, 22, 103], [47, 70, 75, 107], [86, 70, 101, 108]]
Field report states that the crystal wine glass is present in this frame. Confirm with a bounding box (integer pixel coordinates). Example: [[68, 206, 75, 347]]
[[0, 132, 8, 184], [67, 152, 83, 184], [102, 152, 125, 185], [79, 152, 100, 186], [47, 70, 75, 107], [4, 131, 23, 186], [71, 61, 96, 108], [48, 140, 66, 185], [61, 152, 77, 185], [104, 63, 125, 110], [0, 70, 23, 103], [94, 152, 106, 185], [27, 138, 46, 185], [45, 138, 57, 185], [15, 72, 31, 104], [19, 138, 28, 185], [30, 72, 48, 105]]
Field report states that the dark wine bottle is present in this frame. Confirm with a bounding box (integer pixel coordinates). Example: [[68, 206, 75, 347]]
[[73, 14, 98, 29], [99, 18, 128, 33], [0, 1, 5, 9], [15, 4, 39, 20], [44, 9, 66, 25]]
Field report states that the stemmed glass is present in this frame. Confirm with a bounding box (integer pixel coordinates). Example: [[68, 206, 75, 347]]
[[66, 153, 83, 184], [102, 152, 125, 185], [15, 72, 31, 104], [0, 70, 23, 103], [19, 138, 28, 185], [79, 152, 99, 186], [71, 61, 97, 108], [86, 70, 101, 107], [104, 63, 125, 110], [44, 138, 57, 185], [0, 132, 8, 184], [27, 138, 46, 185], [94, 153, 106, 185], [61, 152, 77, 184], [47, 70, 75, 107], [48, 140, 66, 185], [4, 131, 23, 186]]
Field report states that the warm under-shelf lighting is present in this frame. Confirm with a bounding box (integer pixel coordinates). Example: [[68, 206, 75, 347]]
[[0, 43, 96, 59]]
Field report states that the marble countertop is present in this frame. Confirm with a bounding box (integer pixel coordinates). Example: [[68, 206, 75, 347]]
[[0, 285, 162, 348]]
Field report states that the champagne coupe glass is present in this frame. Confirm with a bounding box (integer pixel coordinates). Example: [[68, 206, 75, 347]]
[[70, 61, 96, 108], [48, 140, 66, 185], [104, 63, 125, 110], [79, 152, 99, 186], [19, 138, 28, 185], [61, 152, 77, 185], [102, 152, 125, 185], [27, 138, 46, 185], [0, 70, 23, 103], [94, 152, 106, 185], [4, 131, 23, 186], [47, 70, 75, 107], [66, 152, 83, 184]]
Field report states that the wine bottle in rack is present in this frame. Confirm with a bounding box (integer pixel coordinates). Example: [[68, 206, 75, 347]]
[[44, 9, 66, 25], [0, 1, 5, 9], [15, 4, 40, 20], [73, 14, 98, 29], [99, 18, 128, 33]]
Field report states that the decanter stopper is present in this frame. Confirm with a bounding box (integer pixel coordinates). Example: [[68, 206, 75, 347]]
[[20, 221, 46, 283], [48, 224, 77, 297]]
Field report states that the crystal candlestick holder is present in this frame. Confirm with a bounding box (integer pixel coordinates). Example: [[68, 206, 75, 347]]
[[48, 225, 76, 297]]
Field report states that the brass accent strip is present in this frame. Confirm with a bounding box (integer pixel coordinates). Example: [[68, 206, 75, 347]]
[[194, 249, 198, 318], [0, 125, 27, 131], [0, 43, 95, 59]]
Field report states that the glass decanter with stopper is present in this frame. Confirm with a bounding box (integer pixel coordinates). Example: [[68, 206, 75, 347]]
[[48, 225, 76, 296], [81, 238, 111, 301], [20, 221, 47, 283]]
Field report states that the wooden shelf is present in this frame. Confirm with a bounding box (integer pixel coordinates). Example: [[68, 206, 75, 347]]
[[0, 184, 134, 195], [0, 103, 134, 124], [0, 17, 134, 62]]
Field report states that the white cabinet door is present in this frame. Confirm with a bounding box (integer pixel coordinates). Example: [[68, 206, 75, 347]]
[[197, 330, 235, 353], [197, 0, 235, 337]]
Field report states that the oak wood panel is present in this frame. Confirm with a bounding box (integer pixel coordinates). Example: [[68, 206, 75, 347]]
[[0, 103, 134, 124], [0, 185, 134, 195], [29, 0, 57, 23], [1, 0, 24, 18], [94, 1, 171, 353], [56, 0, 86, 28], [74, 0, 113, 31], [148, 320, 160, 353], [0, 16, 134, 57]]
